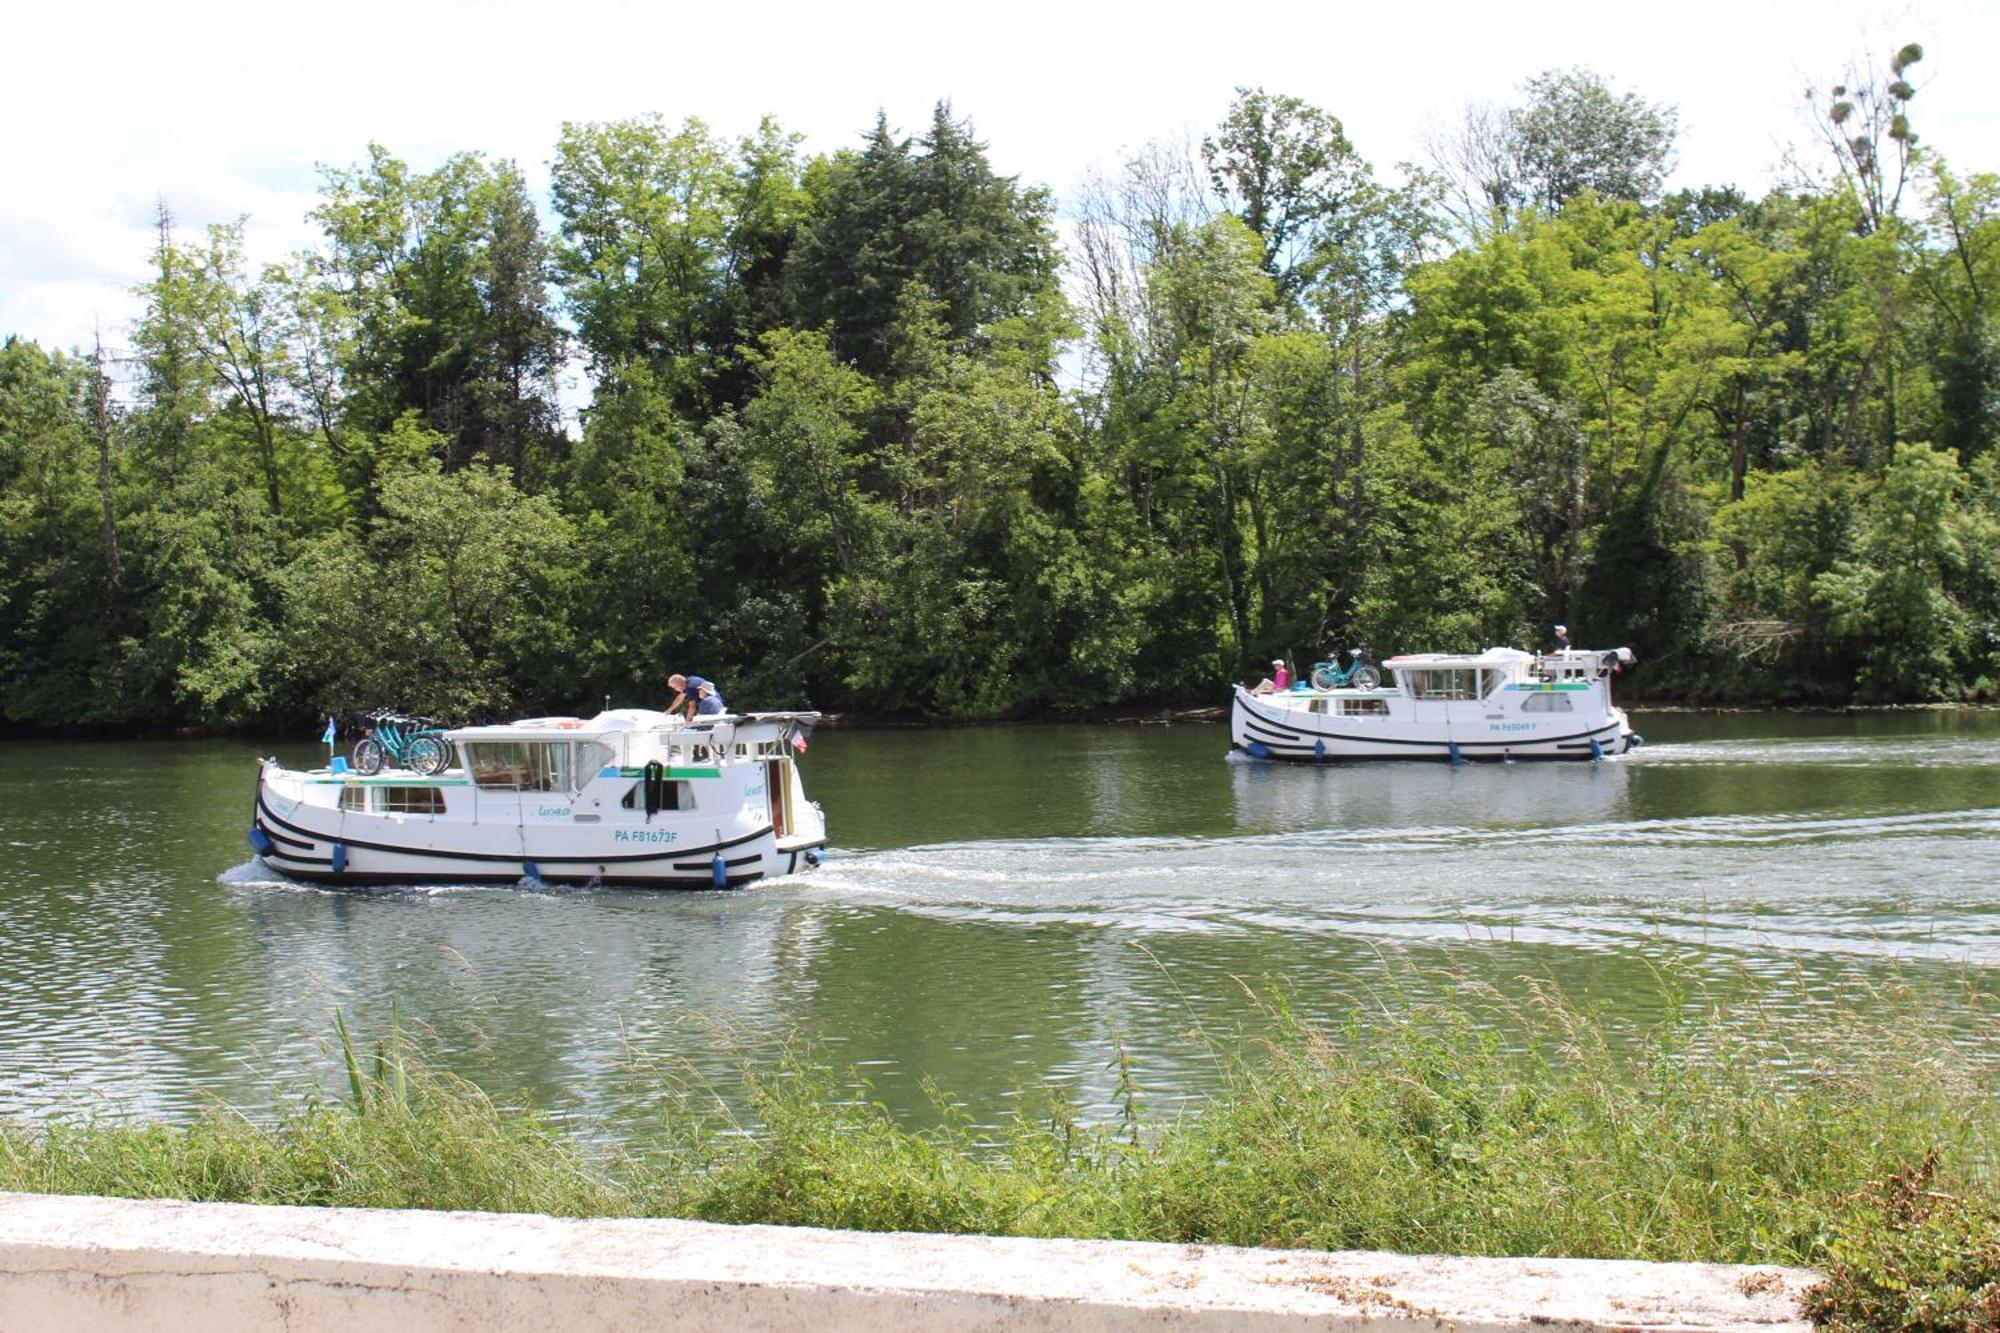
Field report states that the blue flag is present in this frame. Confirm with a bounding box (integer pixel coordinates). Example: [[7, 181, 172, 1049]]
[[321, 716, 337, 746]]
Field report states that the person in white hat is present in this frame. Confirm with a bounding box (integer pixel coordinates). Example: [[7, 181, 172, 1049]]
[[1553, 624, 1572, 655]]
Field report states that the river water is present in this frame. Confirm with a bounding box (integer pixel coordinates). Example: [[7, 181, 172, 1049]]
[[1, 711, 1996, 1133]]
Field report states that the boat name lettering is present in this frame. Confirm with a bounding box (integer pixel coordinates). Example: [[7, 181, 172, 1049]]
[[1489, 722, 1539, 732], [613, 829, 679, 844], [536, 806, 571, 818]]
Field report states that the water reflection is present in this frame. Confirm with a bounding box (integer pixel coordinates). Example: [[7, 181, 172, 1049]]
[[1226, 750, 1634, 831]]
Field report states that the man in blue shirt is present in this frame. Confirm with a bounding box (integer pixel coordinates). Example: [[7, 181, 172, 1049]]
[[693, 680, 727, 715]]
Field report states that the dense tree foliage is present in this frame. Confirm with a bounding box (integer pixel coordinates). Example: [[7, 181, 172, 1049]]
[[6, 66, 1999, 730]]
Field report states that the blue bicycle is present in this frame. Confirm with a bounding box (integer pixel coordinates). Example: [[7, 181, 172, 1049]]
[[351, 709, 452, 776], [1309, 646, 1381, 691]]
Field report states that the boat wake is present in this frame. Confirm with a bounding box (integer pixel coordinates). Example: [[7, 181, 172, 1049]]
[[1629, 735, 2000, 768], [796, 807, 2000, 963]]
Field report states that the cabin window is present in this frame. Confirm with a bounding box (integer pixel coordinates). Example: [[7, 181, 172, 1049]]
[[692, 745, 712, 762], [1405, 669, 1478, 700], [339, 785, 368, 812], [620, 780, 694, 811], [380, 786, 447, 814], [1340, 698, 1390, 717], [1307, 699, 1327, 714], [574, 741, 614, 786], [464, 740, 614, 794], [1521, 692, 1574, 713]]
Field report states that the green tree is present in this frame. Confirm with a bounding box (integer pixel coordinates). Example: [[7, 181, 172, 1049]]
[[1914, 161, 2000, 462], [1815, 441, 1972, 698], [314, 148, 565, 481], [0, 339, 102, 721], [1202, 87, 1373, 298], [281, 461, 581, 718], [551, 115, 737, 406], [1509, 68, 1678, 212], [788, 105, 1059, 377], [557, 362, 700, 705]]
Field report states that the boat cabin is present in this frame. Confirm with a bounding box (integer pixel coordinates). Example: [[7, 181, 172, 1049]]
[[443, 707, 819, 837], [1381, 646, 1632, 701]]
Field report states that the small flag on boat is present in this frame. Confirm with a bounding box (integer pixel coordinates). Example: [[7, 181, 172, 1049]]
[[321, 716, 337, 745], [791, 732, 808, 754]]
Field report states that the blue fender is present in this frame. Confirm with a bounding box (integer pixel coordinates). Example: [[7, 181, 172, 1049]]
[[330, 842, 348, 875], [1313, 739, 1326, 762], [248, 825, 274, 856], [523, 860, 543, 884], [1245, 741, 1271, 760], [711, 853, 728, 888], [1448, 742, 1462, 765], [1590, 738, 1604, 761]]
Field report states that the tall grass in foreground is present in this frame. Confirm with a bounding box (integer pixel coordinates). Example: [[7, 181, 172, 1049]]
[[1, 977, 1995, 1327]]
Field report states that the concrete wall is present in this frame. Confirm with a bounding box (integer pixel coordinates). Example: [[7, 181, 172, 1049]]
[[0, 1190, 1814, 1331]]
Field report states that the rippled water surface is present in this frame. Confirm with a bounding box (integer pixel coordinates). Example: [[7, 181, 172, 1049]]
[[2, 710, 1996, 1130]]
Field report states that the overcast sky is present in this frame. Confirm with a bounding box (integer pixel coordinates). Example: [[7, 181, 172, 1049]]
[[6, 0, 1995, 359]]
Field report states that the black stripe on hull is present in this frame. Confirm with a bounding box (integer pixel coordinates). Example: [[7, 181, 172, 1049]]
[[261, 861, 767, 889], [1232, 743, 1613, 764], [255, 791, 773, 865]]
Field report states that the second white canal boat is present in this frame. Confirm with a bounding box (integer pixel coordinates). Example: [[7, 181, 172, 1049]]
[[1231, 646, 1641, 762]]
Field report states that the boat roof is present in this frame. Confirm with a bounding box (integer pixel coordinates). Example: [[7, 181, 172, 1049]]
[[1383, 647, 1536, 670], [447, 708, 820, 742]]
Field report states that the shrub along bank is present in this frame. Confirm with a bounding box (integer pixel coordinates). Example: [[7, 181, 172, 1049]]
[[1, 987, 1995, 1327]]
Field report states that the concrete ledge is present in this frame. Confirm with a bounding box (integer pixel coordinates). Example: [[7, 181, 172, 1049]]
[[0, 1190, 1814, 1331]]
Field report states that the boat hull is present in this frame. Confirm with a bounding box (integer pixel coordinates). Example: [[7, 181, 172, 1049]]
[[1230, 686, 1636, 762], [251, 764, 826, 889]]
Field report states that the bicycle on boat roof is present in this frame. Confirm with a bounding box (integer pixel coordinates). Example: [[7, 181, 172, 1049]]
[[1308, 646, 1381, 691], [351, 709, 452, 776]]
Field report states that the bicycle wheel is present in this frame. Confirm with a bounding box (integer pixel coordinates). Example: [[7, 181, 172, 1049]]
[[409, 734, 450, 776], [1310, 664, 1341, 690], [351, 737, 385, 775], [1351, 666, 1380, 690]]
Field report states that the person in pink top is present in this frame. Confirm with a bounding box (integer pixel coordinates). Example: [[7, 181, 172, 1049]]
[[1271, 658, 1291, 690]]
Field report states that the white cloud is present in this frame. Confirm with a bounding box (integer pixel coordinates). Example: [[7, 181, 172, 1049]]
[[5, 0, 1994, 359]]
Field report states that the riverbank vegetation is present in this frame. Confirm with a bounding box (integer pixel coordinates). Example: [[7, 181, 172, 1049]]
[[6, 44, 2000, 726], [1, 984, 1994, 1327]]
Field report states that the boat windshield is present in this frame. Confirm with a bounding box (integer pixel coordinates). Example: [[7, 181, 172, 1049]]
[[1403, 668, 1478, 700], [1399, 666, 1513, 699], [463, 740, 613, 794]]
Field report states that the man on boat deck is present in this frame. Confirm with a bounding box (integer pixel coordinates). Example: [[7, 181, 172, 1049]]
[[1553, 624, 1572, 655], [693, 680, 727, 715], [666, 673, 689, 715]]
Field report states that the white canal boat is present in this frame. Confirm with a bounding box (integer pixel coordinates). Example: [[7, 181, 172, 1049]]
[[1230, 647, 1642, 762], [251, 709, 827, 887]]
